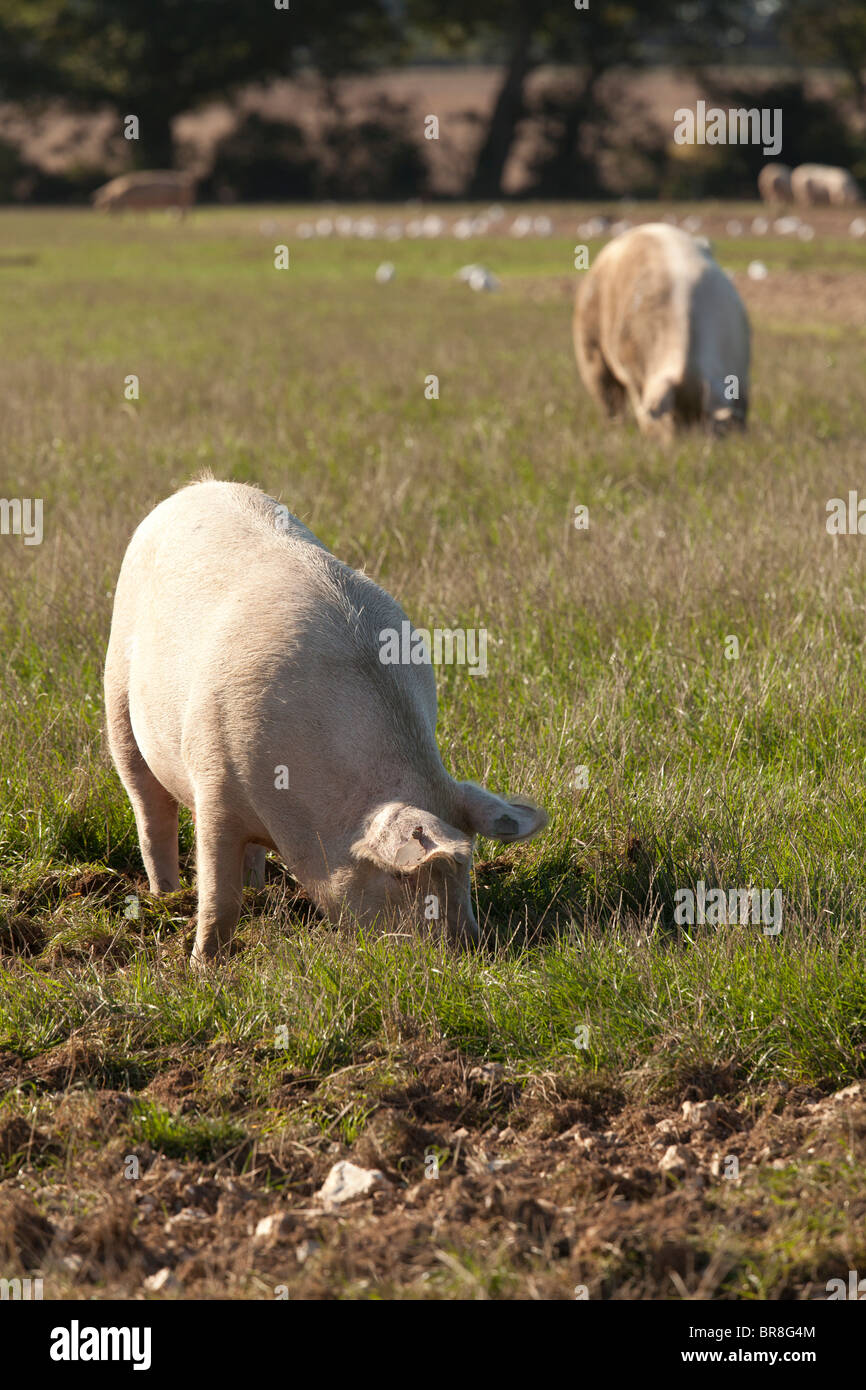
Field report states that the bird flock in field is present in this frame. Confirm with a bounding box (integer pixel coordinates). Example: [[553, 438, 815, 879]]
[[292, 208, 555, 241], [287, 206, 866, 247], [278, 204, 866, 292]]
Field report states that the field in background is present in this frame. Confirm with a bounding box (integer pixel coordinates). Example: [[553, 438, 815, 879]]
[[1, 204, 866, 1299]]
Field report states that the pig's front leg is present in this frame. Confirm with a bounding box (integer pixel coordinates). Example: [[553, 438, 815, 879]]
[[191, 808, 246, 967]]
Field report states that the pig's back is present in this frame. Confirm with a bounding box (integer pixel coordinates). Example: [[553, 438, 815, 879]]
[[591, 224, 746, 396], [113, 479, 326, 696], [108, 480, 438, 808]]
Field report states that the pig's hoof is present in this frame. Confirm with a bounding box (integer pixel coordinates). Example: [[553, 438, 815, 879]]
[[190, 946, 218, 971]]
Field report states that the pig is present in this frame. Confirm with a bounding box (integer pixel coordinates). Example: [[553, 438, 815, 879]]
[[92, 171, 196, 213], [104, 480, 548, 965], [757, 163, 792, 204], [790, 164, 861, 208], [573, 223, 750, 439]]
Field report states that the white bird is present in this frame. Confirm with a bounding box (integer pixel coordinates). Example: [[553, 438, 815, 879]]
[[850, 217, 866, 238], [468, 266, 500, 291], [375, 262, 396, 284], [455, 263, 500, 290], [747, 260, 768, 281], [578, 216, 609, 238]]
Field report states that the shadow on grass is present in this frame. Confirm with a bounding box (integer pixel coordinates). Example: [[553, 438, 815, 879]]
[[130, 1099, 248, 1163], [474, 837, 684, 949]]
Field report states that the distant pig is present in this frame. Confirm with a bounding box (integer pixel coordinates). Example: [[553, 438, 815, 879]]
[[104, 480, 548, 965], [92, 171, 196, 213], [573, 222, 750, 438], [790, 163, 861, 208]]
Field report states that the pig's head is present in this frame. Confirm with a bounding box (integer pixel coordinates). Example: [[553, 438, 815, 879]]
[[329, 783, 548, 943]]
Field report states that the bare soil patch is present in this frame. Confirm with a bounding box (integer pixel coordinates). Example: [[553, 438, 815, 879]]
[[3, 1039, 864, 1298]]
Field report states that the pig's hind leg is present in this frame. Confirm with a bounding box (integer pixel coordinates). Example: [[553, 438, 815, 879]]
[[574, 281, 627, 419], [191, 802, 246, 966], [105, 691, 180, 894], [243, 844, 267, 889]]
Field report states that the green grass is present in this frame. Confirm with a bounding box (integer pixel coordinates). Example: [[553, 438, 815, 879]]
[[2, 203, 866, 1298], [2, 926, 865, 1090], [129, 1099, 247, 1162]]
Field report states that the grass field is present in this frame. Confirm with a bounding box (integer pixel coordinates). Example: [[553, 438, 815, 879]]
[[1, 202, 866, 1300]]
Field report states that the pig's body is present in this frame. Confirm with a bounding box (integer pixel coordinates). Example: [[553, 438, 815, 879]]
[[105, 481, 546, 963], [93, 171, 196, 213], [790, 163, 861, 208], [573, 223, 750, 438]]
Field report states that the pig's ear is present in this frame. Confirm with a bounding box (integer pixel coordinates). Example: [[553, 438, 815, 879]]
[[460, 783, 548, 843], [352, 803, 473, 874]]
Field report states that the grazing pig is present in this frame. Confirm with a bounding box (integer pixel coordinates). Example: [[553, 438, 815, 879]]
[[790, 163, 861, 208], [92, 171, 196, 213], [757, 163, 792, 204], [573, 223, 750, 439], [104, 480, 547, 965]]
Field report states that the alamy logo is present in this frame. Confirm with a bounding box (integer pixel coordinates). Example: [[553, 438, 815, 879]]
[[826, 1271, 866, 1300], [0, 1276, 43, 1299], [826, 492, 866, 534], [674, 881, 782, 935], [50, 1320, 152, 1371], [379, 620, 488, 676], [0, 497, 43, 545], [673, 101, 782, 158]]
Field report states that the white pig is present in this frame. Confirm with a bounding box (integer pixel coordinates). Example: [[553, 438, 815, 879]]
[[573, 222, 750, 439], [104, 480, 548, 965]]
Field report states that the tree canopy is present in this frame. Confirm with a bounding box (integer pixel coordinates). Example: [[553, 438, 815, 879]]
[[0, 0, 403, 165]]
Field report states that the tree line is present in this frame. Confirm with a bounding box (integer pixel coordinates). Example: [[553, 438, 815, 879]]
[[0, 0, 863, 200]]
